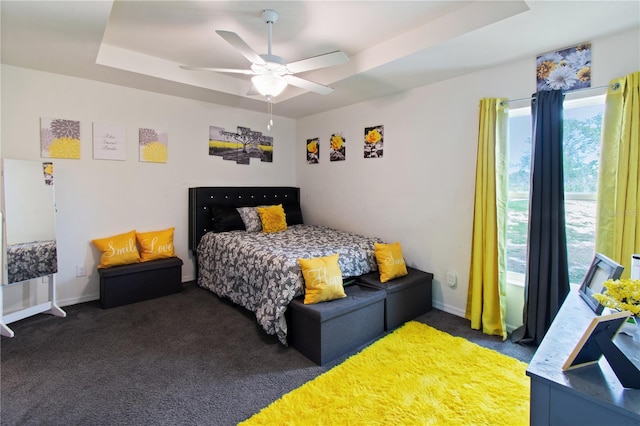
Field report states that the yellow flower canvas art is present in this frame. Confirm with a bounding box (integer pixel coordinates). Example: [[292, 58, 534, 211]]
[[306, 137, 319, 164], [364, 125, 384, 158], [139, 127, 168, 163], [329, 133, 346, 162], [40, 118, 81, 159], [43, 162, 54, 186]]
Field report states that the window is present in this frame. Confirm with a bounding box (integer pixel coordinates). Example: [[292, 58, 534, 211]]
[[506, 95, 605, 285]]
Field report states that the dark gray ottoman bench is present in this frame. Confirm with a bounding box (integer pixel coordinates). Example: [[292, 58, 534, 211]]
[[286, 284, 386, 365], [357, 267, 433, 330], [98, 257, 183, 309]]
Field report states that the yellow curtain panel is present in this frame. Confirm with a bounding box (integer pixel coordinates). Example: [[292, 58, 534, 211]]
[[595, 71, 640, 277], [466, 98, 508, 339]]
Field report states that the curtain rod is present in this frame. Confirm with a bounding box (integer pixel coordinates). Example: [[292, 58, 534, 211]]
[[506, 82, 619, 104]]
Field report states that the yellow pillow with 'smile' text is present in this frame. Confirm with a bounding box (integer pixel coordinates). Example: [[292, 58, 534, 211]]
[[374, 241, 408, 283], [92, 230, 141, 268], [136, 227, 175, 262], [298, 253, 346, 304]]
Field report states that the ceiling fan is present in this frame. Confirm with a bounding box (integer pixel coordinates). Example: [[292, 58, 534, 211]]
[[180, 9, 349, 99]]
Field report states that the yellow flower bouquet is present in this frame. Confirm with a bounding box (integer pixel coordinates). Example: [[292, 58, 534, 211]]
[[593, 278, 640, 315]]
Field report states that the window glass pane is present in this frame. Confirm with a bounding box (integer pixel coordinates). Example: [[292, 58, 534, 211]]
[[563, 100, 603, 283], [506, 97, 604, 284], [507, 112, 531, 276]]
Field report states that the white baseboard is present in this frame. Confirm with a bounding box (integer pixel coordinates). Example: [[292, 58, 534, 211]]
[[27, 276, 196, 311], [432, 300, 521, 334], [57, 293, 100, 308], [432, 300, 466, 318]]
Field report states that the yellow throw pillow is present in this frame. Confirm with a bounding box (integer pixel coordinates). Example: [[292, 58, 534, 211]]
[[298, 253, 346, 304], [92, 230, 141, 268], [256, 204, 287, 233], [374, 242, 408, 283], [136, 227, 175, 262]]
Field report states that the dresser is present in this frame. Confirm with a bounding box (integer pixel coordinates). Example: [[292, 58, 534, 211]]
[[527, 290, 640, 425]]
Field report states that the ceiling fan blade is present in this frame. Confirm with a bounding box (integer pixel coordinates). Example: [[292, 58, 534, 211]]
[[283, 75, 334, 95], [180, 65, 256, 75], [286, 51, 348, 74], [216, 30, 266, 65]]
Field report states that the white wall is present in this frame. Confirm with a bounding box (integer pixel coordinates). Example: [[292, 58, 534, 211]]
[[2, 26, 638, 324], [1, 65, 297, 313], [296, 26, 640, 325]]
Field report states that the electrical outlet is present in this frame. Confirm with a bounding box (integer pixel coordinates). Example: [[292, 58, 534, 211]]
[[445, 271, 457, 288], [76, 265, 86, 277]]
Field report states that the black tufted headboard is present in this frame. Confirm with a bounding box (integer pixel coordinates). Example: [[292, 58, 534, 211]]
[[188, 186, 301, 254]]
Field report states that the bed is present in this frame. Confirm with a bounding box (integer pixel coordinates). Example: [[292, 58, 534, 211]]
[[188, 187, 381, 344]]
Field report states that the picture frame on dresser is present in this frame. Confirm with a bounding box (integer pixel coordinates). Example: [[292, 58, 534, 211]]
[[578, 253, 624, 314], [562, 310, 640, 389]]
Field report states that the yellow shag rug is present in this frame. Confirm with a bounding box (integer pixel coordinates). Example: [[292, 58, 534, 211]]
[[241, 321, 529, 426]]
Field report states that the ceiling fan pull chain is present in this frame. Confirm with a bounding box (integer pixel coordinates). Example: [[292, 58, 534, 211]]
[[267, 95, 274, 131]]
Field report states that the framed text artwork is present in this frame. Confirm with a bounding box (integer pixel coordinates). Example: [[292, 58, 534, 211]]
[[139, 127, 168, 163], [93, 122, 126, 161], [40, 117, 81, 159]]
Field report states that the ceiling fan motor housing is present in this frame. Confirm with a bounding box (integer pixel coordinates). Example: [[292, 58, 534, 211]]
[[252, 54, 288, 76], [262, 9, 279, 24]]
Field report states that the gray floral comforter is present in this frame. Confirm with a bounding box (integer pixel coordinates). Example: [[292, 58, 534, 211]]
[[197, 224, 381, 345]]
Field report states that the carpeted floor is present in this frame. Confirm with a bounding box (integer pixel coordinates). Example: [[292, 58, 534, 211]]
[[0, 282, 536, 425]]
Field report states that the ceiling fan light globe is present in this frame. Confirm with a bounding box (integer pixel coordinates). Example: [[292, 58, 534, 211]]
[[252, 74, 287, 98]]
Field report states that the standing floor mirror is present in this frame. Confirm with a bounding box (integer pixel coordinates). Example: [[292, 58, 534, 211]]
[[1, 159, 65, 337]]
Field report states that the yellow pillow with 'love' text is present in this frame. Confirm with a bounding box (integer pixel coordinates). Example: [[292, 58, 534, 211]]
[[136, 227, 175, 262], [374, 242, 408, 283], [92, 230, 141, 268]]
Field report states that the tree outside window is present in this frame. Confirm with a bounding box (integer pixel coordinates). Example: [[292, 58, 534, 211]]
[[507, 96, 605, 285]]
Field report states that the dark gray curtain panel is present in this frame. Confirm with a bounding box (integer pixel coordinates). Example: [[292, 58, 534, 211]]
[[513, 89, 570, 346]]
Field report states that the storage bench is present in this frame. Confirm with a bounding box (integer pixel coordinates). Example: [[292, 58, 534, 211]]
[[98, 257, 183, 309], [286, 284, 385, 365], [357, 267, 433, 330]]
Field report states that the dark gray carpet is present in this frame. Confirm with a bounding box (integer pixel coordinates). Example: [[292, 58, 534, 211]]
[[1, 282, 535, 425]]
